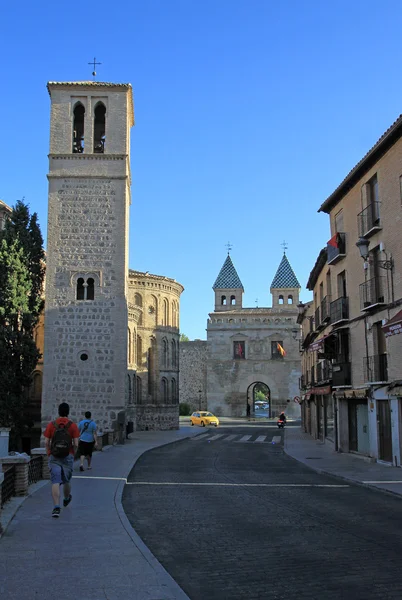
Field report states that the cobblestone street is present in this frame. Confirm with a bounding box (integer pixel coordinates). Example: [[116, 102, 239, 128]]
[[123, 424, 402, 600]]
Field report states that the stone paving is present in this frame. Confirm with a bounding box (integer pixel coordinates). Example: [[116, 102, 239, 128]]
[[0, 427, 201, 600], [284, 426, 402, 496]]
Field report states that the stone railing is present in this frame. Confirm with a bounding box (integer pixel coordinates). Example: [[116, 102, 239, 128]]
[[96, 430, 115, 450]]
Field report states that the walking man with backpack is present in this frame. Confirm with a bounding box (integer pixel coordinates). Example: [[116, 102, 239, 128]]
[[78, 411, 98, 472], [44, 402, 80, 518]]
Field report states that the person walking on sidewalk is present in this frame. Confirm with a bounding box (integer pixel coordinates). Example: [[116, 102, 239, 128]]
[[43, 402, 80, 518], [78, 411, 98, 472]]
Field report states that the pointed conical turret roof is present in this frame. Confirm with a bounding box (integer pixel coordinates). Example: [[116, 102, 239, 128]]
[[213, 255, 244, 290], [271, 253, 300, 288]]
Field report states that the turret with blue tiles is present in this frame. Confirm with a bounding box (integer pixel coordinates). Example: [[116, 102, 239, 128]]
[[270, 252, 300, 309], [213, 254, 244, 312]]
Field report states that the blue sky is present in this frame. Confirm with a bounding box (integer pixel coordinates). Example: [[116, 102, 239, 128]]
[[1, 1, 402, 339]]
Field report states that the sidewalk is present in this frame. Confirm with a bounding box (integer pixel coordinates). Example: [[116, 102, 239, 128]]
[[0, 426, 201, 600], [285, 426, 402, 497]]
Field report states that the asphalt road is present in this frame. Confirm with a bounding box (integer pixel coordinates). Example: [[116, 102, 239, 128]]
[[123, 424, 402, 600]]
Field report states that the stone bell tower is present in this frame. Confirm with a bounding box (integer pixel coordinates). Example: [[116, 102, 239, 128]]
[[42, 81, 134, 431]]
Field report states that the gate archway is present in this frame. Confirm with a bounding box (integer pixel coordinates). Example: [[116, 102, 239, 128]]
[[246, 381, 271, 417]]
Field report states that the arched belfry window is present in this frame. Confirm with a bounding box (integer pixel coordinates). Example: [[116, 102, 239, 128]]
[[288, 295, 293, 305], [73, 103, 85, 153], [221, 295, 227, 306], [279, 295, 284, 305], [76, 276, 95, 300], [230, 295, 236, 306], [94, 103, 106, 153]]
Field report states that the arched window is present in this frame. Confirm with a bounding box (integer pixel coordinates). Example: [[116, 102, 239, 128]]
[[279, 295, 284, 305], [162, 378, 168, 403], [128, 328, 132, 364], [171, 339, 177, 368], [172, 301, 177, 328], [73, 103, 85, 153], [230, 295, 236, 306], [137, 335, 143, 367], [288, 295, 293, 305], [77, 278, 85, 300], [87, 278, 94, 300], [134, 293, 143, 307], [171, 378, 177, 404], [76, 276, 95, 300], [133, 330, 136, 365], [221, 295, 227, 306], [94, 102, 106, 153], [127, 374, 132, 404], [163, 338, 168, 368], [30, 372, 42, 402], [163, 299, 169, 326], [136, 376, 142, 404], [132, 374, 136, 404]]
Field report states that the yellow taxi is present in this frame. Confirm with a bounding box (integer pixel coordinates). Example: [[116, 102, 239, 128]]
[[190, 411, 219, 427]]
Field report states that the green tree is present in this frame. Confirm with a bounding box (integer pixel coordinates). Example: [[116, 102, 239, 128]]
[[0, 201, 45, 442], [180, 333, 190, 342]]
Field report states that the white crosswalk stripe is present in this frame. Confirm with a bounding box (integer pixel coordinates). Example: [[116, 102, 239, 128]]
[[191, 433, 282, 444]]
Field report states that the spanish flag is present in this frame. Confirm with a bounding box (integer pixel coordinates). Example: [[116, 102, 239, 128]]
[[277, 343, 286, 357]]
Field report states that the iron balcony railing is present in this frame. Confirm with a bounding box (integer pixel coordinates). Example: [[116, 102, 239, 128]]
[[327, 232, 346, 264], [364, 354, 388, 383], [360, 276, 386, 310], [300, 375, 306, 390], [28, 456, 42, 486], [357, 202, 381, 237], [320, 296, 331, 324], [330, 296, 349, 323], [332, 361, 351, 387], [1, 465, 16, 507], [314, 306, 320, 330], [316, 360, 332, 382]]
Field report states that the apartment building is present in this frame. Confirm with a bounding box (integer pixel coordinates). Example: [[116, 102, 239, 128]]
[[299, 114, 402, 465]]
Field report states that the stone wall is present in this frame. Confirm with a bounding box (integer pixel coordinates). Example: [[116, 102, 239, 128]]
[[135, 405, 179, 430], [179, 340, 208, 412]]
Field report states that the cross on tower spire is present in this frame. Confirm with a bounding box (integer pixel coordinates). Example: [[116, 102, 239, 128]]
[[225, 241, 233, 255], [88, 57, 102, 79], [281, 240, 288, 254]]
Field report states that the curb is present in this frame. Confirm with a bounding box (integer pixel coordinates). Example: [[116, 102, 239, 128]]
[[114, 436, 192, 600], [283, 437, 402, 501]]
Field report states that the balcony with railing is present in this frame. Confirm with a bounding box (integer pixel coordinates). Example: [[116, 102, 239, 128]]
[[357, 202, 381, 238], [364, 354, 388, 383], [332, 361, 351, 387], [327, 232, 346, 265], [314, 306, 320, 330], [320, 296, 331, 325], [316, 360, 332, 383], [330, 296, 349, 324], [359, 276, 386, 311], [300, 374, 306, 390]]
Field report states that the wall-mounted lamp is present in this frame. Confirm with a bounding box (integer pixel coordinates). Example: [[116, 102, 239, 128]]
[[356, 237, 393, 270]]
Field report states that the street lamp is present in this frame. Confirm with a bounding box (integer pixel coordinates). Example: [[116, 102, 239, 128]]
[[356, 237, 394, 270]]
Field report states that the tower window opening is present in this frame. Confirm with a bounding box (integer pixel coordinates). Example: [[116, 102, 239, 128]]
[[221, 295, 227, 306], [94, 103, 106, 153], [76, 276, 95, 300], [279, 294, 284, 305], [73, 103, 85, 153], [230, 295, 236, 305], [288, 295, 293, 305]]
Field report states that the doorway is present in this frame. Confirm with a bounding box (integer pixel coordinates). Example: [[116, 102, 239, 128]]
[[377, 400, 392, 463], [246, 382, 271, 418]]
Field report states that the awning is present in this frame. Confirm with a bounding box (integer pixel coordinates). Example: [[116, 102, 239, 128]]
[[308, 334, 331, 352], [334, 388, 368, 399], [383, 310, 402, 338], [312, 385, 331, 395]]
